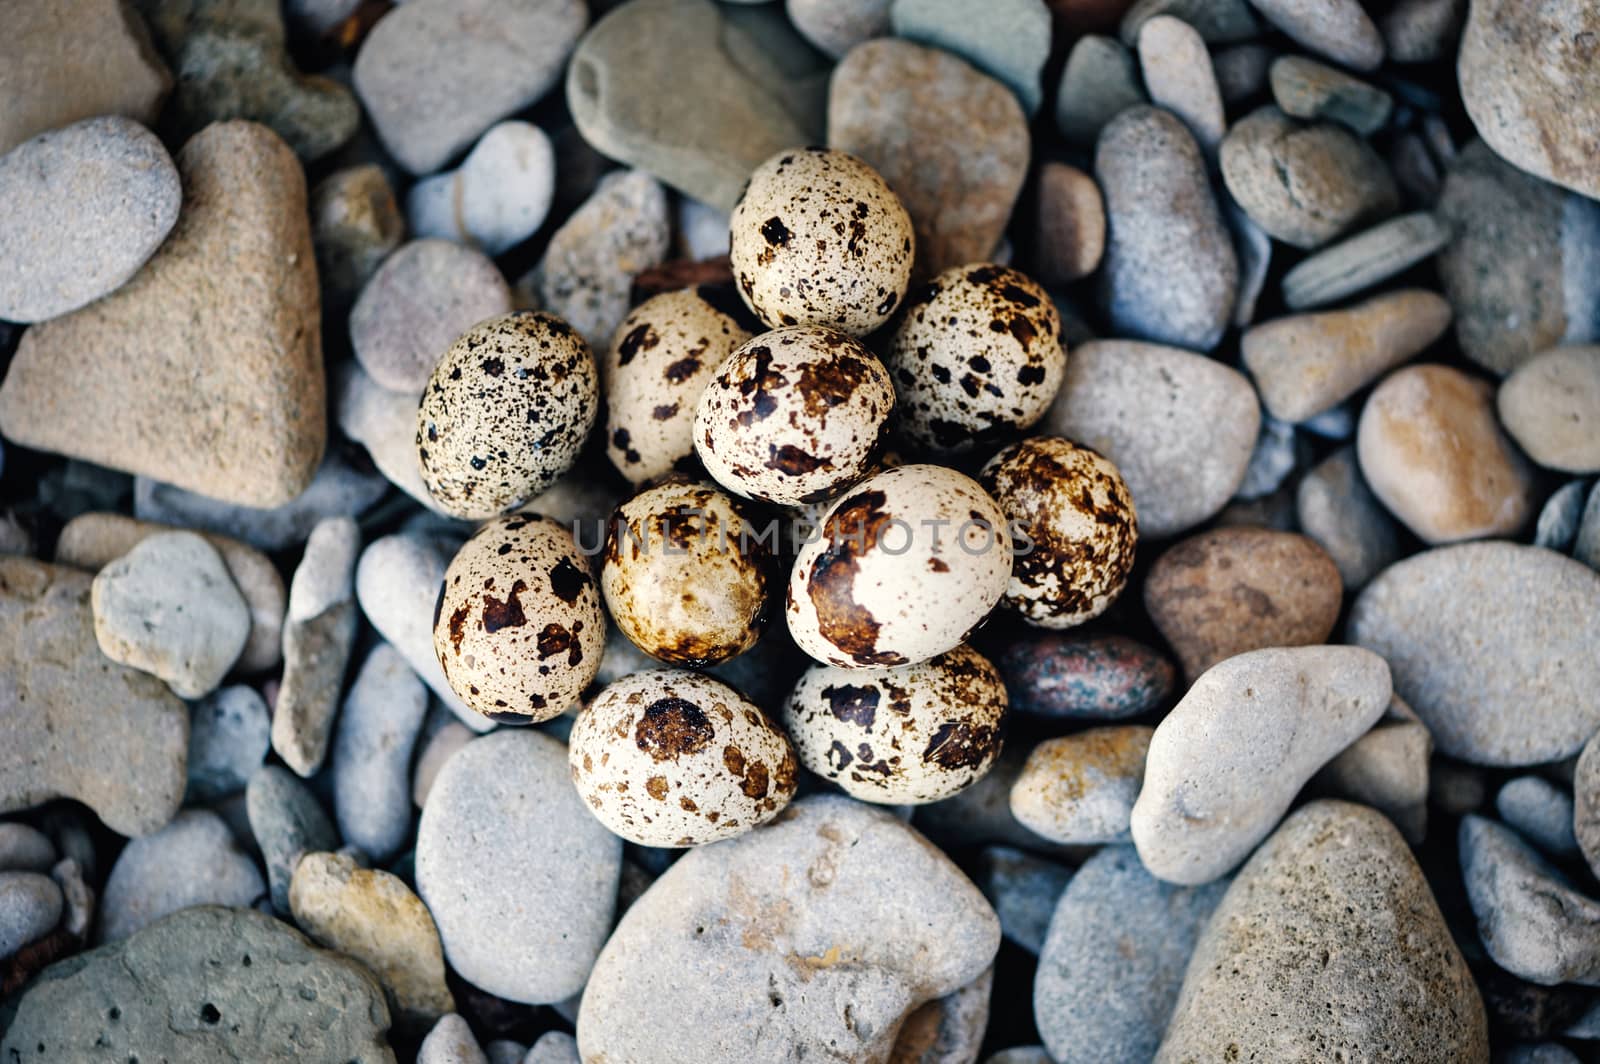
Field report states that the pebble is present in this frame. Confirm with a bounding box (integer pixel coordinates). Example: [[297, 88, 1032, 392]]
[[290, 850, 454, 1028], [0, 558, 186, 837], [91, 531, 249, 699], [996, 633, 1175, 720], [1498, 346, 1600, 473], [332, 644, 426, 863], [525, 1032, 581, 1064], [246, 765, 339, 914], [1270, 56, 1393, 135], [1357, 363, 1536, 543], [1295, 446, 1403, 591], [413, 722, 474, 809], [0, 0, 171, 156], [1247, 0, 1384, 71], [336, 363, 447, 511], [186, 685, 272, 803], [0, 117, 180, 324], [273, 517, 360, 776], [1034, 845, 1227, 1064], [974, 846, 1072, 954], [1227, 201, 1272, 328], [890, 966, 992, 1064], [1506, 1047, 1582, 1064], [1349, 541, 1600, 765], [0, 122, 325, 508], [986, 1050, 1051, 1064], [0, 824, 56, 874], [1095, 106, 1237, 351], [567, 0, 822, 210], [830, 38, 1028, 278], [1314, 715, 1431, 843], [0, 905, 395, 1063], [1281, 213, 1453, 311], [578, 795, 999, 1062], [1458, 0, 1600, 201], [1233, 417, 1300, 501], [1034, 162, 1105, 285], [1535, 479, 1591, 552], [1158, 802, 1487, 1062], [0, 873, 63, 959], [311, 165, 403, 309], [1010, 728, 1152, 845], [1572, 730, 1600, 879], [675, 198, 731, 261], [50, 857, 94, 939], [1211, 42, 1273, 105], [353, 0, 585, 175], [1435, 140, 1600, 376], [408, 122, 556, 256], [1461, 814, 1600, 986], [1221, 107, 1399, 249], [788, 0, 891, 57], [1381, 0, 1464, 63], [1578, 482, 1600, 572], [1136, 16, 1225, 153], [1243, 289, 1452, 422], [1054, 35, 1145, 147], [1144, 527, 1343, 683], [1132, 646, 1392, 884], [1496, 777, 1579, 858], [1045, 340, 1258, 538], [890, 0, 1051, 115], [914, 742, 1073, 854], [1119, 0, 1259, 43], [419, 1014, 488, 1064], [417, 730, 622, 1004], [98, 809, 265, 943]]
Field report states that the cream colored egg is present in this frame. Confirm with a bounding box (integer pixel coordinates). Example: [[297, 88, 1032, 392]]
[[782, 644, 1008, 804], [432, 513, 606, 722], [886, 264, 1065, 455], [568, 669, 798, 846], [979, 436, 1138, 629], [417, 311, 598, 519], [601, 478, 774, 667], [694, 325, 894, 505], [786, 464, 1012, 669], [730, 148, 914, 336], [602, 285, 759, 483]]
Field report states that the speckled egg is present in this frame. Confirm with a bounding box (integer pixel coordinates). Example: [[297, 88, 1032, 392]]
[[417, 311, 599, 519], [601, 478, 774, 667], [782, 644, 1008, 804], [729, 147, 915, 336], [885, 263, 1065, 455], [694, 325, 895, 505], [432, 513, 606, 723], [603, 285, 759, 483], [979, 436, 1138, 629], [786, 463, 1013, 669], [568, 669, 798, 846]]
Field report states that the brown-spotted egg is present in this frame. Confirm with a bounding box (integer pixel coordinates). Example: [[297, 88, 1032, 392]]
[[782, 644, 1008, 804], [730, 147, 914, 336], [432, 513, 606, 722], [786, 463, 1012, 669], [694, 325, 894, 506], [979, 436, 1138, 628], [885, 264, 1065, 455], [568, 669, 798, 846]]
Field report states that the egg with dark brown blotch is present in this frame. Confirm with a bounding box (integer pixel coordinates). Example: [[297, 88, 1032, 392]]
[[786, 463, 1013, 669], [432, 513, 605, 723], [601, 479, 773, 667], [730, 147, 915, 336], [694, 325, 895, 506], [980, 436, 1138, 629], [603, 285, 758, 483], [417, 311, 598, 520], [782, 644, 1008, 804], [568, 669, 798, 846], [886, 263, 1065, 455]]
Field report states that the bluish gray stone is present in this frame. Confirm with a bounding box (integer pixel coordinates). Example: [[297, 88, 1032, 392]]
[[974, 845, 1072, 955], [246, 765, 338, 913], [891, 0, 1049, 115], [1119, 0, 1260, 44], [1576, 480, 1600, 572], [187, 685, 271, 802], [0, 823, 56, 874], [1055, 35, 1144, 147], [1496, 777, 1579, 858], [333, 643, 427, 863], [1296, 447, 1403, 592], [1533, 480, 1589, 551], [418, 1013, 487, 1064], [98, 809, 264, 943], [0, 872, 63, 957]]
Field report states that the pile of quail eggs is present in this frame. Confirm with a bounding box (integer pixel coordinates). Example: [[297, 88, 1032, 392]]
[[420, 146, 1139, 849]]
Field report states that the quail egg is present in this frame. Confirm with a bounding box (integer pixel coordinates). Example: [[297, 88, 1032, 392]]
[[603, 285, 759, 483], [568, 669, 798, 846], [730, 147, 915, 336], [417, 311, 598, 520], [782, 643, 1008, 804], [432, 513, 605, 722], [979, 436, 1137, 628], [694, 325, 895, 506], [601, 478, 774, 667], [885, 263, 1065, 455], [786, 463, 1013, 669]]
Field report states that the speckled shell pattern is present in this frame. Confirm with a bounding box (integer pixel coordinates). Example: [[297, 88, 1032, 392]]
[[432, 512, 606, 723], [417, 310, 599, 520], [886, 263, 1066, 455], [786, 463, 1014, 669], [980, 436, 1138, 629], [600, 479, 773, 667], [782, 644, 1008, 804], [730, 147, 915, 337], [694, 325, 895, 506], [568, 669, 799, 847], [602, 285, 758, 484]]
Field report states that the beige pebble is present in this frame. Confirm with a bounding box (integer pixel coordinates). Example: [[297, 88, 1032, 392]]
[[1497, 345, 1600, 473], [1034, 162, 1105, 285], [1137, 16, 1225, 153]]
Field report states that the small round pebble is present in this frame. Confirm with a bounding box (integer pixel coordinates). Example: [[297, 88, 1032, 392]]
[[997, 634, 1175, 720], [186, 685, 271, 802], [0, 824, 56, 874], [1034, 162, 1106, 285], [1295, 446, 1403, 591], [99, 809, 264, 942], [788, 0, 892, 58], [1137, 15, 1225, 152], [407, 120, 556, 256], [1248, 0, 1384, 71], [1010, 727, 1153, 845], [0, 872, 63, 959], [1498, 345, 1600, 474], [332, 642, 427, 862], [1495, 776, 1579, 858]]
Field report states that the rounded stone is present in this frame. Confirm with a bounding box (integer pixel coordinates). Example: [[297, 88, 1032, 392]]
[[1137, 15, 1225, 152], [1009, 727, 1152, 845], [788, 0, 891, 58], [1498, 345, 1600, 474], [1247, 0, 1384, 70], [186, 685, 271, 803], [1295, 446, 1402, 592], [0, 824, 56, 875], [0, 872, 63, 959], [99, 809, 265, 943], [407, 121, 555, 256], [1033, 162, 1106, 285], [332, 643, 427, 863], [996, 634, 1174, 719]]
